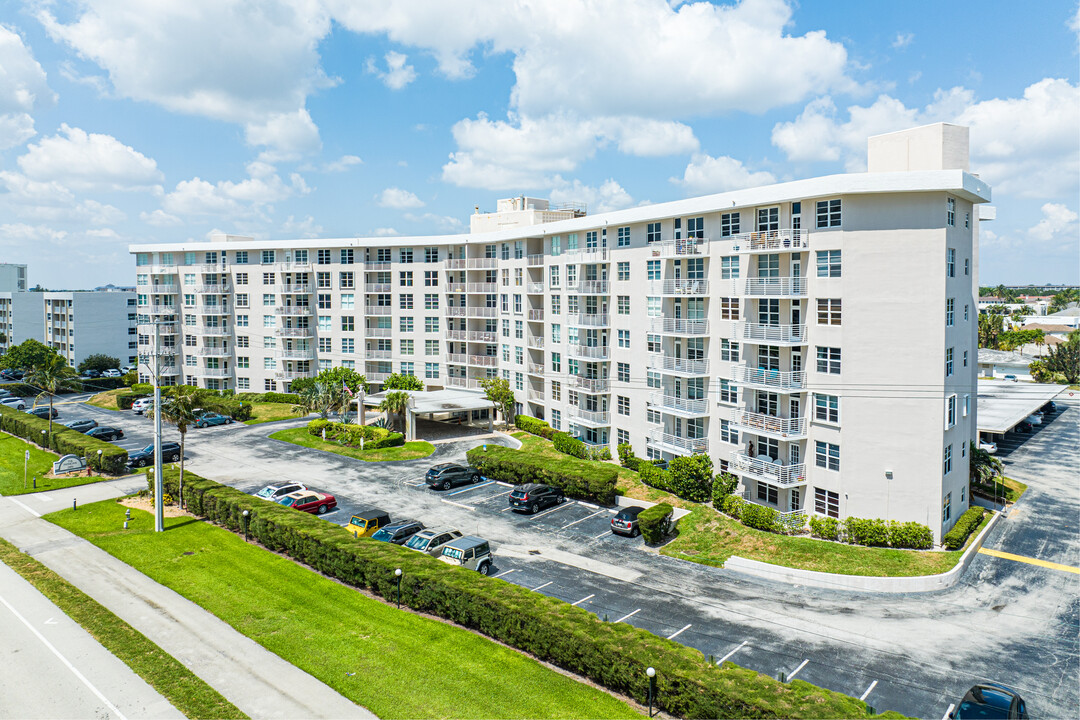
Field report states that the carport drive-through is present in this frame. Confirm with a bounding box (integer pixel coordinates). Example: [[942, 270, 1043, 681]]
[[359, 388, 496, 441]]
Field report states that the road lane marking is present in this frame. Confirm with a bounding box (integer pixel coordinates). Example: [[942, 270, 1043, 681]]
[[531, 581, 552, 592], [530, 501, 577, 520], [787, 659, 809, 680], [571, 594, 594, 606], [978, 548, 1080, 574], [941, 704, 955, 720], [440, 499, 476, 511], [860, 680, 878, 701], [0, 592, 127, 720], [561, 509, 607, 529], [614, 609, 641, 623], [447, 480, 495, 495], [717, 641, 747, 665], [493, 568, 516, 578], [666, 623, 692, 640], [8, 498, 41, 517]]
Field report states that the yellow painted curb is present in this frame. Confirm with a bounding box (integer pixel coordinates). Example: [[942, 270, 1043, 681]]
[[978, 547, 1080, 574]]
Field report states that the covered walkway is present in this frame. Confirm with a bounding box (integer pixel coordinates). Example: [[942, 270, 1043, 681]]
[[361, 388, 496, 441]]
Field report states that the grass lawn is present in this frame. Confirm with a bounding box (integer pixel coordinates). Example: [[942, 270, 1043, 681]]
[[47, 501, 640, 720], [242, 401, 298, 425], [972, 475, 1028, 504], [270, 426, 435, 462], [87, 388, 130, 411], [0, 431, 111, 495], [0, 537, 245, 719]]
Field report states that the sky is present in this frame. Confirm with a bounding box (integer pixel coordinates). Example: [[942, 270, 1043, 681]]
[[0, 0, 1077, 289]]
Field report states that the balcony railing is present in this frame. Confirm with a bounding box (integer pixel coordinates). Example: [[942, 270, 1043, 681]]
[[159, 366, 180, 376], [194, 368, 232, 378], [150, 265, 177, 275], [569, 345, 609, 360], [527, 362, 544, 375], [445, 259, 467, 269], [275, 370, 314, 381], [573, 376, 609, 393], [446, 376, 482, 389], [732, 366, 805, 391], [527, 254, 544, 266], [648, 317, 708, 335], [528, 389, 545, 401], [527, 336, 545, 349], [365, 350, 392, 360], [195, 347, 231, 357], [467, 283, 497, 293], [275, 327, 314, 337], [741, 277, 807, 297], [729, 229, 808, 254], [571, 409, 610, 425], [647, 429, 709, 455], [191, 306, 230, 316], [364, 306, 392, 316], [447, 353, 468, 365], [275, 306, 312, 316], [446, 283, 466, 293], [740, 322, 808, 345], [647, 393, 708, 416], [276, 349, 316, 360], [563, 247, 609, 262], [463, 258, 499, 269], [730, 453, 807, 486], [147, 284, 177, 294], [189, 326, 229, 336], [364, 283, 391, 293], [649, 237, 709, 257], [731, 410, 807, 439], [278, 284, 313, 294], [469, 355, 498, 367], [278, 260, 311, 271], [648, 279, 709, 296], [573, 313, 607, 327], [367, 371, 391, 383], [363, 260, 391, 270], [528, 309, 545, 322], [647, 355, 709, 375], [445, 307, 467, 317], [146, 305, 179, 315], [365, 326, 392, 337], [187, 263, 225, 273], [527, 282, 544, 293], [195, 283, 231, 293], [567, 280, 609, 294], [468, 307, 498, 318]]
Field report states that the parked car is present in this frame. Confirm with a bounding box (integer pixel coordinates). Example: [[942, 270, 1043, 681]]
[[1041, 400, 1057, 414], [27, 406, 58, 419], [949, 682, 1027, 719], [425, 462, 481, 490], [82, 369, 102, 379], [0, 397, 27, 410], [978, 438, 998, 454], [0, 388, 13, 398], [102, 368, 122, 378], [0, 369, 20, 380], [346, 509, 392, 538], [1015, 421, 1032, 433], [371, 519, 426, 544], [277, 490, 337, 515], [508, 483, 566, 514], [1025, 413, 1043, 425], [404, 528, 464, 557], [256, 483, 307, 500], [86, 426, 125, 441], [610, 506, 646, 537], [132, 397, 153, 414], [1003, 374, 1018, 382], [60, 418, 98, 433], [122, 365, 137, 373], [127, 441, 182, 468], [438, 536, 493, 574], [194, 411, 233, 428]]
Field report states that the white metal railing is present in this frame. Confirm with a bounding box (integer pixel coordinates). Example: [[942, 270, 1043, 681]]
[[528, 389, 545, 401], [192, 305, 229, 315], [190, 326, 228, 336], [469, 355, 497, 367], [150, 265, 177, 274], [649, 237, 709, 257], [729, 229, 808, 253], [468, 307, 498, 318], [529, 309, 545, 321], [572, 409, 610, 425], [364, 306, 392, 315], [445, 307, 467, 317], [741, 277, 807, 297], [574, 313, 607, 326], [363, 261, 391, 270], [187, 264, 224, 273], [445, 330, 468, 341], [276, 349, 316, 360], [731, 410, 807, 438], [365, 350, 392, 360], [278, 284, 312, 294], [364, 326, 392, 337], [159, 366, 180, 375], [367, 372, 391, 382], [648, 317, 708, 335], [527, 362, 544, 375], [648, 355, 709, 374], [574, 376, 609, 393], [195, 368, 232, 377], [648, 393, 708, 415], [148, 285, 177, 294], [647, 429, 709, 454], [447, 353, 468, 364], [278, 261, 311, 271], [527, 254, 544, 266], [567, 280, 609, 294], [445, 259, 467, 269], [469, 330, 497, 343], [648, 279, 709, 296], [147, 304, 179, 315], [732, 366, 805, 391], [195, 347, 231, 356], [729, 453, 807, 486], [570, 345, 609, 359], [275, 327, 313, 337], [740, 322, 807, 344], [446, 283, 466, 293], [564, 247, 609, 262], [527, 282, 544, 293], [274, 370, 313, 380], [467, 258, 499, 269], [527, 336, 545, 349], [446, 376, 482, 389], [467, 283, 497, 293], [195, 283, 230, 293], [139, 323, 177, 335], [275, 306, 312, 316], [364, 283, 391, 293]]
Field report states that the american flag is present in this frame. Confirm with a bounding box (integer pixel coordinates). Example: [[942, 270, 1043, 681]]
[[343, 381, 354, 398]]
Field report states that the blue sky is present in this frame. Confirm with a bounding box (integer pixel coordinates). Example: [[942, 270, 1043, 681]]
[[1, 0, 1077, 288]]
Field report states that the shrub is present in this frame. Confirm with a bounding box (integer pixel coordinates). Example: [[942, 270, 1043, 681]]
[[809, 516, 840, 541], [466, 445, 618, 505], [843, 517, 890, 547], [234, 391, 300, 404], [887, 521, 934, 550], [638, 503, 674, 544], [617, 442, 642, 470], [942, 507, 986, 550], [515, 414, 555, 440], [584, 445, 612, 461], [740, 502, 778, 532], [711, 473, 738, 509], [306, 420, 404, 450], [721, 494, 744, 519], [213, 399, 253, 422], [0, 405, 128, 473], [131, 383, 154, 394], [638, 456, 713, 503], [552, 431, 587, 459]]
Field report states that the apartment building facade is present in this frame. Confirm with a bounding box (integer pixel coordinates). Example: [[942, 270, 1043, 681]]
[[129, 124, 984, 541], [0, 289, 137, 367]]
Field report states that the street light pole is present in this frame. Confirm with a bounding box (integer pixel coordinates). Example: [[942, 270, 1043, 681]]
[[646, 667, 656, 717], [138, 314, 171, 533], [394, 568, 402, 609]]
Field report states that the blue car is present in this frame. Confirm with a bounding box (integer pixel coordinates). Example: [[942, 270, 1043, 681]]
[[194, 411, 233, 428]]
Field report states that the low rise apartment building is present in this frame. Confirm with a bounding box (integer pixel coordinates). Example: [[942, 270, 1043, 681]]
[[129, 123, 984, 541]]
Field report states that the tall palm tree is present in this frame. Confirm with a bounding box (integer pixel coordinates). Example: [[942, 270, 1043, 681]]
[[148, 385, 201, 509], [378, 391, 411, 433], [293, 382, 332, 419], [25, 354, 80, 442]]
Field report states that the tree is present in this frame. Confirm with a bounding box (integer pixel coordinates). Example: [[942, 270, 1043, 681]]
[[1044, 330, 1080, 384], [1028, 359, 1053, 383], [148, 386, 202, 509], [1049, 288, 1079, 314], [978, 313, 1004, 349], [0, 339, 60, 371], [293, 382, 334, 420], [667, 453, 714, 502], [998, 328, 1044, 352], [378, 390, 411, 433], [24, 354, 81, 439], [381, 372, 424, 391], [479, 377, 515, 427], [77, 354, 120, 374]]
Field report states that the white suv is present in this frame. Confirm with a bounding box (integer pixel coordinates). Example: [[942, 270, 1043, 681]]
[[132, 397, 153, 414]]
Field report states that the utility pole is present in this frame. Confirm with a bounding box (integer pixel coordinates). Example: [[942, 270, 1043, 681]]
[[139, 314, 171, 533]]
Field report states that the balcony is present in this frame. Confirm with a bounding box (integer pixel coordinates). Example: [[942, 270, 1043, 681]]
[[469, 355, 498, 368], [469, 330, 498, 343], [647, 354, 709, 375], [648, 317, 708, 335], [729, 229, 808, 254], [567, 280, 608, 294], [447, 353, 468, 365], [159, 366, 180, 376], [732, 366, 805, 392], [139, 323, 178, 335], [145, 304, 179, 316], [138, 347, 179, 358], [275, 305, 312, 316], [467, 282, 498, 293], [569, 344, 609, 360], [364, 326, 392, 337], [193, 367, 232, 378], [364, 306, 392, 316], [278, 284, 313, 294], [573, 313, 607, 327], [445, 258, 467, 269], [150, 264, 177, 275], [741, 277, 807, 297], [648, 279, 709, 296], [187, 263, 224, 273], [367, 372, 391, 383], [363, 260, 391, 270], [364, 283, 391, 293], [275, 327, 314, 338], [527, 282, 544, 293], [191, 305, 230, 316], [147, 284, 178, 294], [647, 393, 708, 417], [365, 350, 392, 360], [527, 335, 545, 349], [275, 370, 314, 381], [195, 283, 231, 293], [571, 409, 610, 426], [195, 347, 231, 357], [445, 307, 467, 317], [573, 376, 609, 393], [739, 322, 808, 345], [563, 247, 609, 262], [446, 283, 466, 293], [278, 260, 311, 272], [731, 410, 807, 440], [647, 429, 709, 455], [468, 307, 498, 318], [446, 376, 482, 389], [649, 237, 709, 257], [460, 258, 499, 269], [527, 254, 544, 266], [528, 389, 545, 402], [189, 325, 229, 336], [276, 348, 316, 360], [527, 362, 544, 375], [730, 453, 807, 487]]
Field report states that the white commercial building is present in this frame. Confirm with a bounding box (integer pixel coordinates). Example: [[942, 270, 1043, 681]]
[[129, 123, 983, 541], [0, 263, 28, 293]]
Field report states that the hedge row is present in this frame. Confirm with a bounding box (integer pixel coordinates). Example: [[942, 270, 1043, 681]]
[[0, 405, 128, 474], [307, 419, 404, 450], [116, 392, 149, 410], [807, 516, 934, 549], [942, 507, 986, 550], [515, 414, 555, 440], [718, 496, 805, 535], [516, 414, 612, 460], [466, 445, 618, 505], [638, 462, 713, 503], [235, 391, 300, 404], [638, 503, 674, 544], [158, 468, 881, 719]]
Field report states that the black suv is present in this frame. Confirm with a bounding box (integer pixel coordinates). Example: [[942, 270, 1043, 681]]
[[426, 463, 481, 490], [509, 483, 565, 514], [371, 520, 426, 545], [27, 406, 58, 419], [950, 682, 1027, 719], [127, 442, 182, 468], [61, 418, 98, 433], [610, 506, 645, 536]]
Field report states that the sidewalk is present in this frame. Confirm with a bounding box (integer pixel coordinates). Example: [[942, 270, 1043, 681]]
[[0, 478, 375, 719]]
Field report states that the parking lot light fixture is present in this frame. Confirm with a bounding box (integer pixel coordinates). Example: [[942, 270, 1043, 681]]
[[96, 449, 103, 475], [395, 568, 402, 609], [242, 509, 250, 541], [646, 666, 656, 717]]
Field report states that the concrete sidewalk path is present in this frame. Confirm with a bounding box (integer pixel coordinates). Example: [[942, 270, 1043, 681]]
[[0, 478, 375, 719]]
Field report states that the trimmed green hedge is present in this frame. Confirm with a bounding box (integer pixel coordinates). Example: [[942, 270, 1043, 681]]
[[942, 507, 986, 550], [638, 503, 674, 544], [515, 414, 555, 440], [807, 516, 933, 549], [466, 445, 618, 505], [236, 391, 300, 404], [307, 419, 404, 450], [0, 405, 128, 474], [553, 431, 587, 459], [117, 392, 149, 410], [808, 516, 840, 541], [157, 468, 880, 719]]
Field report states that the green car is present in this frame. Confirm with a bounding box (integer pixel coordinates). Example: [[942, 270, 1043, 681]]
[[194, 411, 233, 428]]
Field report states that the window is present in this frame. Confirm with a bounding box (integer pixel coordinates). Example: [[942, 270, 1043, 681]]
[[341, 293, 355, 310], [816, 199, 841, 228], [947, 197, 956, 227], [515, 321, 523, 339], [316, 272, 330, 288], [341, 338, 354, 354], [318, 337, 331, 352], [400, 271, 413, 286], [262, 272, 275, 285], [617, 428, 629, 446], [817, 299, 841, 325], [617, 362, 630, 383], [425, 317, 439, 333], [646, 297, 662, 317], [235, 294, 249, 308], [963, 394, 970, 417], [719, 419, 738, 444], [551, 352, 561, 373], [317, 249, 331, 265], [424, 247, 439, 263], [515, 346, 523, 365], [424, 294, 439, 310], [551, 381, 561, 401], [425, 339, 439, 356], [236, 336, 249, 347], [400, 248, 413, 264], [618, 329, 630, 348], [236, 356, 250, 369], [424, 270, 438, 286], [646, 334, 661, 353], [964, 258, 969, 276], [235, 272, 248, 285], [318, 294, 331, 309], [964, 304, 969, 321], [757, 483, 778, 505], [400, 338, 414, 355], [720, 339, 739, 362], [945, 347, 954, 377], [942, 491, 952, 522], [646, 260, 661, 280], [263, 316, 275, 328], [718, 379, 737, 404], [946, 394, 956, 428], [645, 370, 659, 389], [721, 256, 740, 279], [815, 488, 839, 518], [262, 293, 276, 307], [317, 315, 331, 331], [946, 298, 955, 326], [646, 408, 661, 424], [816, 250, 841, 278], [400, 294, 413, 310], [551, 409, 562, 431], [617, 296, 630, 315], [340, 249, 354, 265], [261, 250, 275, 264], [816, 346, 841, 374], [814, 394, 839, 423], [263, 357, 275, 370], [815, 441, 840, 471], [399, 361, 415, 376], [617, 227, 631, 247], [617, 396, 630, 415], [791, 201, 802, 230], [963, 350, 968, 367], [946, 248, 956, 277], [646, 222, 661, 244], [721, 212, 740, 237], [234, 251, 248, 264], [617, 262, 630, 281], [425, 362, 439, 378]]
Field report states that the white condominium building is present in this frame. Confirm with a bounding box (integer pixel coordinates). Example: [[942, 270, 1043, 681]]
[[129, 123, 984, 541]]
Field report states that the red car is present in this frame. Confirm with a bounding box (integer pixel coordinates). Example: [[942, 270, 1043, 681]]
[[277, 490, 337, 515]]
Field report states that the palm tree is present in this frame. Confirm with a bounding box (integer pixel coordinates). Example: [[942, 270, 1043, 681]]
[[293, 382, 333, 419], [378, 391, 411, 434], [148, 385, 201, 509], [25, 354, 80, 442]]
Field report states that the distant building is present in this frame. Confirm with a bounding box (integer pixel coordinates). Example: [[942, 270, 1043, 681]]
[[0, 263, 28, 293]]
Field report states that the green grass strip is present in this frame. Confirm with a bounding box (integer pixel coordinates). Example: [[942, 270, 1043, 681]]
[[0, 536, 245, 720], [0, 431, 111, 496], [48, 501, 640, 720], [242, 402, 300, 425], [270, 426, 436, 462]]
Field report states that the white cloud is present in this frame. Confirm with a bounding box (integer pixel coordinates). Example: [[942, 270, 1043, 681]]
[[376, 187, 425, 209], [365, 51, 418, 90], [140, 209, 184, 227], [980, 203, 1079, 259], [370, 227, 400, 236], [17, 124, 163, 192], [322, 154, 363, 172], [549, 179, 634, 214], [281, 214, 323, 237], [0, 113, 36, 150], [674, 154, 777, 194], [0, 24, 55, 113], [1028, 203, 1078, 243], [244, 108, 322, 160], [162, 164, 308, 219], [891, 33, 914, 49], [402, 212, 464, 232]]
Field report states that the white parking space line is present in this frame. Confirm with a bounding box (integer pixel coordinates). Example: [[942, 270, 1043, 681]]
[[592, 529, 611, 539], [614, 608, 641, 623], [474, 490, 511, 502], [561, 509, 607, 529], [447, 480, 495, 495], [667, 623, 692, 640], [578, 501, 599, 510], [493, 568, 516, 578], [500, 506, 514, 512], [787, 659, 809, 680], [495, 481, 513, 487], [859, 680, 878, 701], [571, 593, 594, 606], [717, 641, 747, 665], [530, 502, 577, 520], [941, 705, 955, 720], [440, 499, 476, 511], [402, 480, 426, 487], [531, 581, 552, 592]]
